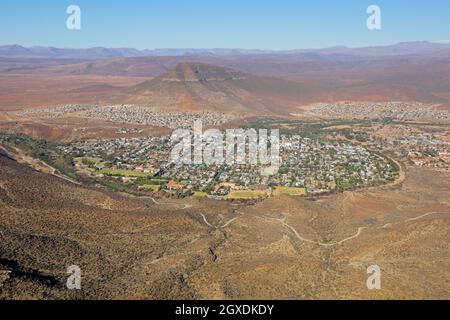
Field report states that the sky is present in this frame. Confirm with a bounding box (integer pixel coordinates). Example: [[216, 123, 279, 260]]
[[1, 0, 449, 50]]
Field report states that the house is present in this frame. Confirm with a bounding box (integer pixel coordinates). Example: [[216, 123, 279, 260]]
[[220, 182, 236, 189], [166, 181, 184, 191], [143, 167, 159, 174], [438, 151, 450, 163], [412, 157, 433, 166]]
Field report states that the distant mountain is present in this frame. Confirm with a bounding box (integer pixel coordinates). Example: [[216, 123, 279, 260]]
[[2, 43, 450, 111], [2, 42, 450, 60], [85, 57, 449, 114], [293, 41, 450, 57], [0, 45, 276, 60], [0, 45, 145, 60], [119, 62, 319, 114], [0, 45, 33, 57]]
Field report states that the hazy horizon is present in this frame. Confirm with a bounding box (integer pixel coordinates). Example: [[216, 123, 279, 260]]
[[1, 1, 450, 50], [2, 40, 450, 53]]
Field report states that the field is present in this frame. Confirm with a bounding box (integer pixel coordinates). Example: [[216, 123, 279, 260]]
[[225, 190, 270, 200], [193, 191, 208, 198], [273, 186, 307, 196], [74, 157, 108, 168], [99, 169, 154, 178], [141, 184, 161, 192]]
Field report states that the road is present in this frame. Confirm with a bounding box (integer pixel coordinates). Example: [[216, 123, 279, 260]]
[[277, 210, 450, 247]]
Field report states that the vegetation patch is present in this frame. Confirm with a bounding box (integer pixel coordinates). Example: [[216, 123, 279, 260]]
[[273, 186, 307, 196], [225, 190, 269, 200], [100, 169, 154, 178], [141, 184, 161, 192]]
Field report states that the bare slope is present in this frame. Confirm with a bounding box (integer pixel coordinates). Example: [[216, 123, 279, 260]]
[[0, 149, 449, 299], [121, 62, 317, 114]]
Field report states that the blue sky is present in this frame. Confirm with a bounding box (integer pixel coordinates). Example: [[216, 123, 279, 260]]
[[1, 0, 449, 49]]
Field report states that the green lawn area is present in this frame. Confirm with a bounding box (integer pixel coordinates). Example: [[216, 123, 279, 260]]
[[94, 161, 109, 169], [193, 191, 207, 198], [100, 169, 154, 178], [225, 190, 269, 200], [74, 157, 103, 164], [74, 157, 111, 169], [146, 178, 169, 183], [273, 186, 307, 196], [142, 184, 161, 191]]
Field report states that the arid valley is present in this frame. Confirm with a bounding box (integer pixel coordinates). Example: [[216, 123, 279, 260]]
[[1, 41, 450, 300]]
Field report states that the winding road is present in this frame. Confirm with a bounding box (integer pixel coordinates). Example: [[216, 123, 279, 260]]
[[406, 211, 450, 222], [277, 210, 450, 247], [279, 216, 367, 247]]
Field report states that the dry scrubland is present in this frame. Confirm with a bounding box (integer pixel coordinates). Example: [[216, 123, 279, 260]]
[[1, 42, 450, 299], [0, 151, 449, 299]]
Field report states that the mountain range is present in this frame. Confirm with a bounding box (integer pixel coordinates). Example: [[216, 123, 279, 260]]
[[1, 41, 450, 112], [1, 41, 450, 60]]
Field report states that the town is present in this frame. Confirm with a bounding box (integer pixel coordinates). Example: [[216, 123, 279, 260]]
[[393, 132, 450, 170], [54, 130, 399, 199], [307, 101, 449, 121], [20, 104, 237, 129]]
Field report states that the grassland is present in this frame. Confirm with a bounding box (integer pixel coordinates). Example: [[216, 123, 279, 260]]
[[225, 190, 269, 200], [74, 157, 108, 168], [141, 184, 161, 191], [273, 186, 307, 196], [99, 168, 154, 178]]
